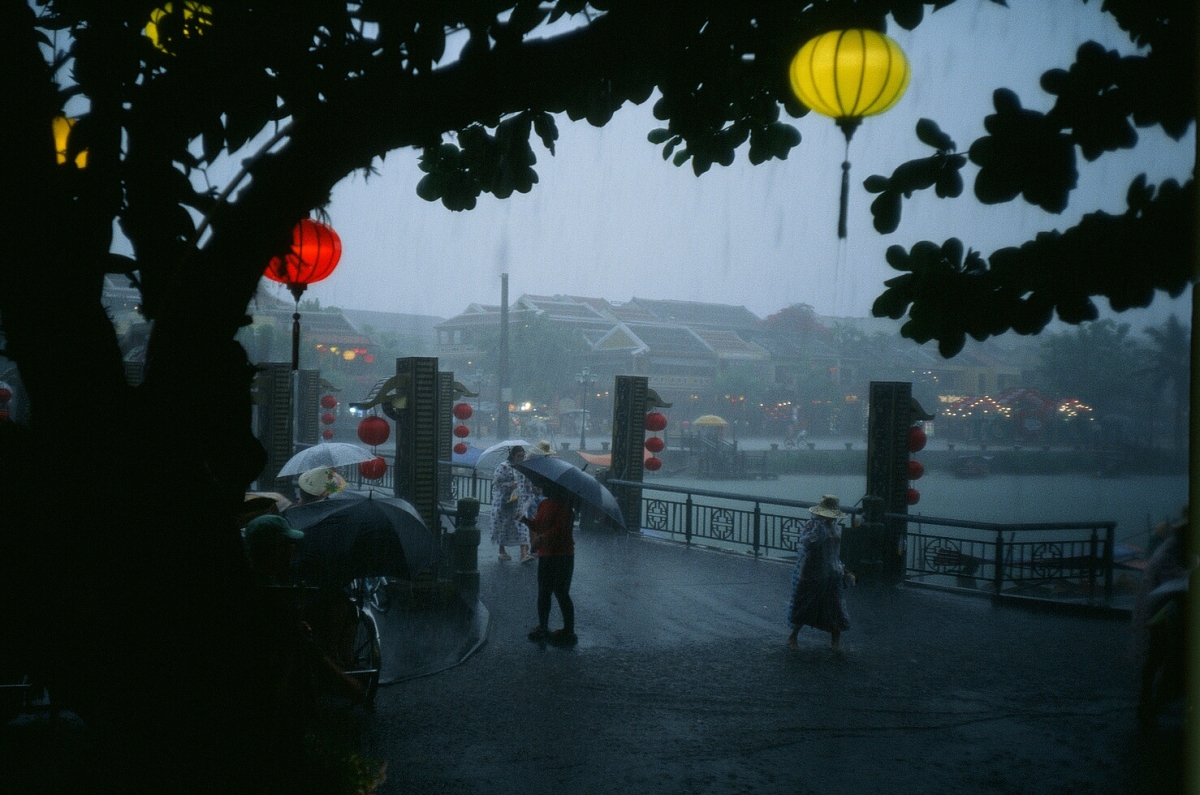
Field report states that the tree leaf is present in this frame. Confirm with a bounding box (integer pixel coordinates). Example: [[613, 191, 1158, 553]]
[[915, 118, 955, 151]]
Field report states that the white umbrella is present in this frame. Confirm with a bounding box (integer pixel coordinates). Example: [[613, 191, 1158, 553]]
[[474, 439, 548, 473], [278, 442, 376, 476]]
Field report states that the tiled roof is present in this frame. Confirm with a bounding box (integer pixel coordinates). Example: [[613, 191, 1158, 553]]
[[629, 298, 761, 330], [689, 329, 767, 359], [622, 323, 712, 357]]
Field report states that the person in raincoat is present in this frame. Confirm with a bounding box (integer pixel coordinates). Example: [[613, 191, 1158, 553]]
[[491, 445, 533, 562], [787, 494, 855, 649]]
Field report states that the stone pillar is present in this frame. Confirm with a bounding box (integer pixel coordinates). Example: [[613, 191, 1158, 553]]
[[295, 369, 321, 446], [609, 375, 648, 532], [254, 362, 293, 493], [865, 381, 914, 583], [392, 357, 441, 534], [453, 498, 481, 600], [437, 371, 454, 503]]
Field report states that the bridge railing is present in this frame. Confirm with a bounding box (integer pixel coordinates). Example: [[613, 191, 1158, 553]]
[[608, 479, 860, 559], [897, 512, 1116, 603], [345, 459, 493, 505], [608, 479, 1121, 608]]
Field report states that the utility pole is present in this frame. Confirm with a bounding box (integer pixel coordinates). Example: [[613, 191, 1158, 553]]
[[498, 273, 510, 441]]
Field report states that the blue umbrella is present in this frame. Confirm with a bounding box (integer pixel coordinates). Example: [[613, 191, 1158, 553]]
[[515, 455, 626, 530]]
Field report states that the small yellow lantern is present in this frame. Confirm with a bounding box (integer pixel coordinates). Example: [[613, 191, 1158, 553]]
[[52, 116, 87, 168], [789, 29, 910, 237], [144, 2, 213, 54]]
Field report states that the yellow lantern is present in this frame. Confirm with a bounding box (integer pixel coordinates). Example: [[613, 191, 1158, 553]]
[[145, 2, 213, 54], [789, 30, 910, 237], [52, 115, 87, 168]]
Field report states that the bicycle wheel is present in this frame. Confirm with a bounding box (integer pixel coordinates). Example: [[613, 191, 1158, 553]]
[[344, 609, 381, 706]]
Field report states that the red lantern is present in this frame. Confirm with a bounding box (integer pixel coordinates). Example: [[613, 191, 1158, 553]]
[[453, 402, 473, 420], [263, 219, 342, 300], [0, 387, 10, 403], [453, 424, 470, 438], [320, 395, 338, 410], [906, 488, 921, 505], [321, 429, 334, 440], [644, 456, 663, 472], [357, 415, 390, 446], [320, 412, 336, 426], [453, 442, 468, 455], [907, 460, 924, 480], [907, 425, 927, 453], [644, 436, 665, 453], [0, 409, 9, 422], [359, 456, 387, 480], [645, 412, 668, 432]]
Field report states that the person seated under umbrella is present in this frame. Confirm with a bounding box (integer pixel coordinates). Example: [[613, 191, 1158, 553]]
[[296, 466, 347, 505], [243, 514, 366, 704]]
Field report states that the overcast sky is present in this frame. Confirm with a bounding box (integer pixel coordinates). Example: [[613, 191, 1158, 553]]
[[256, 1, 1193, 329]]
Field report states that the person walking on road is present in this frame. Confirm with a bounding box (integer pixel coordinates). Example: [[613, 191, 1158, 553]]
[[522, 483, 578, 646], [491, 445, 533, 562], [787, 494, 855, 649]]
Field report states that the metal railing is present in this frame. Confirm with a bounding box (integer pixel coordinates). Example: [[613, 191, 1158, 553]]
[[899, 513, 1116, 602], [608, 479, 859, 559], [608, 479, 1121, 608]]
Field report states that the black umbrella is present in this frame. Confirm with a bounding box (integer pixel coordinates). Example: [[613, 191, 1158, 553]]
[[515, 455, 626, 530], [283, 491, 438, 585]]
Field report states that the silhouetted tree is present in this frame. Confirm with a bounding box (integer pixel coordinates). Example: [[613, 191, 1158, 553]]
[[0, 2, 1191, 792]]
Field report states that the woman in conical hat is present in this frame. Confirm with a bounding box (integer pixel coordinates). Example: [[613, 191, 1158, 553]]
[[787, 495, 855, 649]]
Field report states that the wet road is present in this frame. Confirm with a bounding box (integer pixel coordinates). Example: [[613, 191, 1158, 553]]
[[342, 529, 1162, 795]]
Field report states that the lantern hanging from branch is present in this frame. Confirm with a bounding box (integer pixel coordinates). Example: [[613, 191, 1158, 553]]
[[263, 218, 342, 371], [145, 2, 213, 54], [52, 116, 87, 168], [789, 29, 910, 237]]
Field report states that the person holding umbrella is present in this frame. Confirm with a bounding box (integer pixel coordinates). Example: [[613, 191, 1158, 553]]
[[490, 446, 533, 562], [521, 482, 578, 647]]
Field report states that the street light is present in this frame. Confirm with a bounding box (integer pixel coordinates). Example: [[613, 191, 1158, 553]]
[[576, 367, 598, 450]]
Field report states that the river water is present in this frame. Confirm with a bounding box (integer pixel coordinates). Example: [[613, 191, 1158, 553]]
[[649, 471, 1188, 549]]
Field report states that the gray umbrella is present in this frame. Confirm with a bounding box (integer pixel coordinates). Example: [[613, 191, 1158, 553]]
[[278, 442, 376, 476], [515, 455, 626, 530]]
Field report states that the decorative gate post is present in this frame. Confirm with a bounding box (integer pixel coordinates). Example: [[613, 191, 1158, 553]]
[[865, 381, 913, 583], [295, 369, 321, 446], [437, 371, 455, 503], [609, 375, 648, 533], [254, 362, 293, 493], [393, 357, 441, 534]]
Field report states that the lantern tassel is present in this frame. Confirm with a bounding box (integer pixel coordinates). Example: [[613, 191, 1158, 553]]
[[292, 309, 301, 372], [838, 160, 851, 239]]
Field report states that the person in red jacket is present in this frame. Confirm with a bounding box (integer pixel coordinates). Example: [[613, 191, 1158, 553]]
[[521, 483, 578, 646]]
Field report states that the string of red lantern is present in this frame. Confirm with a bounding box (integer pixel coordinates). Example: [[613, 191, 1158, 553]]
[[357, 413, 390, 481], [452, 401, 473, 455], [644, 411, 668, 472], [906, 424, 927, 505], [0, 387, 9, 423], [320, 394, 337, 440]]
